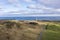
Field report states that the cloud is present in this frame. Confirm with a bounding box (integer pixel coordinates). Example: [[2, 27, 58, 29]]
[[24, 0, 32, 2], [0, 0, 60, 17], [38, 0, 60, 8], [27, 4, 37, 9], [8, 0, 22, 7], [27, 1, 60, 14], [23, 0, 36, 3]]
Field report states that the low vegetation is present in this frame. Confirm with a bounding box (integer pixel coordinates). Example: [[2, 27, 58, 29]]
[[0, 20, 41, 40], [0, 20, 60, 40], [42, 23, 60, 40]]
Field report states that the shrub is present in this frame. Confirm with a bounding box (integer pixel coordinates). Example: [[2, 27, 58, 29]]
[[28, 22, 38, 25]]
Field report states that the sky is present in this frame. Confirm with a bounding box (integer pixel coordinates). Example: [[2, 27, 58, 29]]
[[0, 0, 60, 17]]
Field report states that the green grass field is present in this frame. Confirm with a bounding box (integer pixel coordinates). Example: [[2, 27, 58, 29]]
[[42, 23, 60, 40]]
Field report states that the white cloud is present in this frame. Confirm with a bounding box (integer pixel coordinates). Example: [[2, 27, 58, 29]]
[[55, 9, 60, 12], [27, 2, 60, 15], [8, 0, 18, 3], [27, 4, 37, 9], [8, 0, 21, 8], [24, 0, 32, 2], [38, 0, 60, 8], [0, 0, 60, 17]]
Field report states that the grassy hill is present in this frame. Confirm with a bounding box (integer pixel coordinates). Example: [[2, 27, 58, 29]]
[[42, 23, 60, 40], [0, 20, 60, 40], [0, 20, 42, 40]]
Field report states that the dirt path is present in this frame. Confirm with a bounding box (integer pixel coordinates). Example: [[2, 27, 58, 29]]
[[37, 25, 46, 40]]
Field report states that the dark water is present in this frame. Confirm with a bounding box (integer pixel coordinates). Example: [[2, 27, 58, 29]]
[[0, 16, 60, 20]]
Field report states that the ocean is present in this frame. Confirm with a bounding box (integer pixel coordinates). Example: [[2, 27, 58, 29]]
[[0, 16, 60, 20]]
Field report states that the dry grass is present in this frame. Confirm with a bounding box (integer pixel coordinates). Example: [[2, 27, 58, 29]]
[[0, 20, 44, 40]]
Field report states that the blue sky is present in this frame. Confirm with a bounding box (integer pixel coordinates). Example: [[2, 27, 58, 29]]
[[0, 0, 60, 17]]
